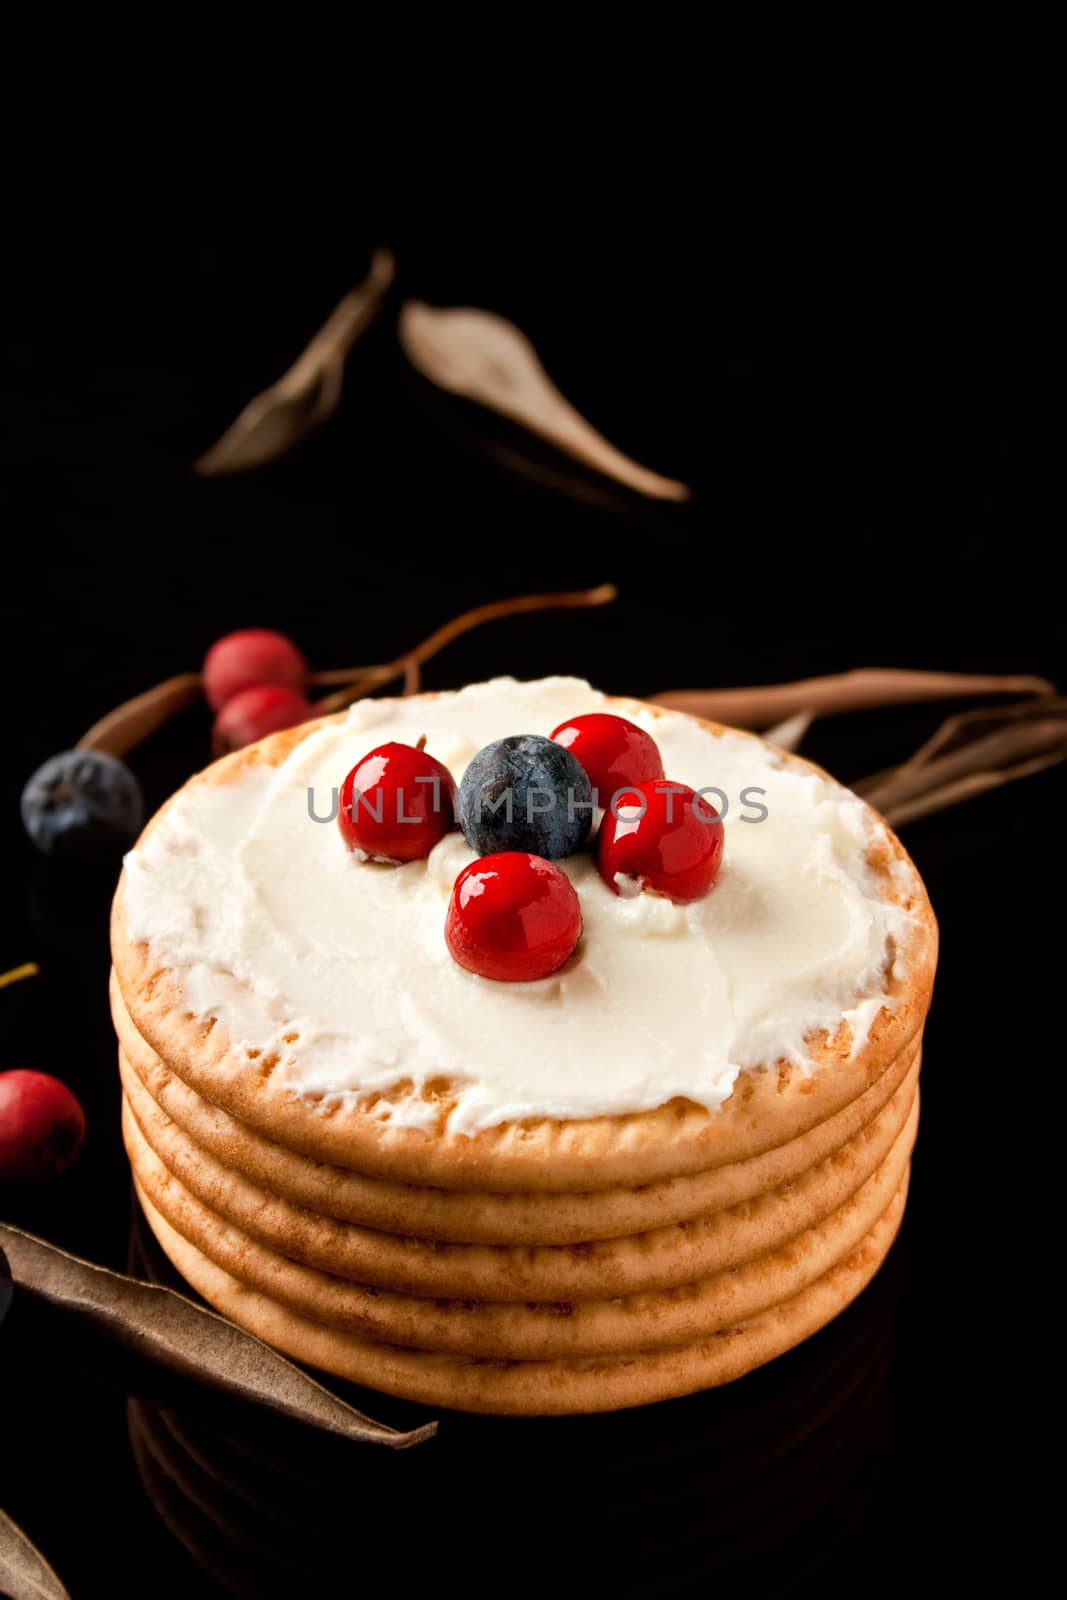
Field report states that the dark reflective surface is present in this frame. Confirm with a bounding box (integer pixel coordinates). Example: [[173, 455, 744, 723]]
[[122, 1212, 903, 1597], [0, 216, 1051, 1594]]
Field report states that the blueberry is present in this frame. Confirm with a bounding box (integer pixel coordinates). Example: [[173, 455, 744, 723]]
[[457, 735, 593, 859], [21, 749, 144, 858]]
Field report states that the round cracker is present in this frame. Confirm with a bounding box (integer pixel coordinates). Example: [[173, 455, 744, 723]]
[[117, 981, 920, 1244], [111, 699, 937, 1193], [122, 1048, 918, 1303], [125, 1093, 914, 1360], [131, 1176, 908, 1414]]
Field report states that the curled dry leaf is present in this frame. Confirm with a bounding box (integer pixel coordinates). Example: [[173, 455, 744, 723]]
[[195, 249, 396, 476], [0, 1225, 434, 1450], [77, 673, 203, 759], [399, 301, 690, 502], [0, 1499, 70, 1600]]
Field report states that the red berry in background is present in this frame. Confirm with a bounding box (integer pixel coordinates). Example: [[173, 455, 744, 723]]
[[203, 629, 309, 711], [551, 713, 664, 804], [212, 684, 313, 754], [339, 741, 457, 863], [0, 1070, 86, 1182], [596, 780, 724, 904], [446, 853, 582, 982]]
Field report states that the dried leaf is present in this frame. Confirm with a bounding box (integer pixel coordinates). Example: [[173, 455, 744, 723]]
[[762, 708, 814, 752], [857, 703, 1067, 816], [652, 669, 1054, 729], [398, 301, 690, 502], [879, 747, 1067, 826], [0, 1503, 70, 1600], [195, 250, 396, 476], [78, 673, 203, 759], [0, 1226, 434, 1450]]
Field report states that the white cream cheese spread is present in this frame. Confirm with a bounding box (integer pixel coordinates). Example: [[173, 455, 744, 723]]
[[122, 678, 918, 1133]]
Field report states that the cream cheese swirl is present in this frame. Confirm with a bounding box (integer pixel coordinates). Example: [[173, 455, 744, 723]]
[[122, 677, 918, 1133]]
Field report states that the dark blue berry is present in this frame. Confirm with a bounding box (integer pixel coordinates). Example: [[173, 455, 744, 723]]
[[457, 735, 593, 859], [21, 749, 144, 858]]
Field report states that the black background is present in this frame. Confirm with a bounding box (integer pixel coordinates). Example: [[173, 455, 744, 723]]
[[0, 192, 1057, 1596]]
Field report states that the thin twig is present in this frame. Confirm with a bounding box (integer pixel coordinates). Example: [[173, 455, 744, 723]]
[[0, 963, 39, 990], [882, 749, 1067, 826], [858, 716, 1067, 813], [308, 666, 382, 686], [891, 696, 1067, 777], [319, 584, 619, 713]]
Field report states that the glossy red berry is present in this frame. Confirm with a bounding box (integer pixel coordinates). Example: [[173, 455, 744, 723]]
[[446, 853, 582, 982], [597, 780, 724, 903], [212, 684, 313, 754], [0, 1070, 86, 1182], [551, 713, 664, 804], [339, 741, 457, 863], [204, 629, 309, 711]]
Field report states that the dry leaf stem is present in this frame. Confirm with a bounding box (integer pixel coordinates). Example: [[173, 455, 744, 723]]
[[857, 698, 1067, 824], [652, 669, 1053, 728], [320, 583, 619, 712]]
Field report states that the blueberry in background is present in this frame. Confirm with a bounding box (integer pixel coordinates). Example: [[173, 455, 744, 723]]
[[21, 749, 144, 858], [457, 735, 594, 859]]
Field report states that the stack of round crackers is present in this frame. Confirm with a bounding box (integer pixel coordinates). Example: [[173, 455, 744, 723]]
[[111, 709, 936, 1416]]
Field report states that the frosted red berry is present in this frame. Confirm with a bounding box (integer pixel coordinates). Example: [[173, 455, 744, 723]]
[[203, 629, 309, 711], [339, 741, 457, 863], [551, 712, 664, 804], [212, 684, 313, 754], [0, 1070, 86, 1183], [596, 780, 724, 903], [446, 853, 582, 982]]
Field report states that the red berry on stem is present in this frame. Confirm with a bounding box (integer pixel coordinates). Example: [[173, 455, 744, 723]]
[[339, 741, 457, 863], [213, 684, 313, 754], [551, 713, 664, 804], [0, 1070, 86, 1182], [446, 853, 582, 982], [597, 780, 724, 903], [204, 629, 309, 711]]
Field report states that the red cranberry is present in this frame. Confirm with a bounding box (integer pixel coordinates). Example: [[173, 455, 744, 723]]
[[339, 741, 457, 863], [596, 780, 724, 903], [212, 684, 313, 754], [445, 853, 582, 982], [203, 629, 309, 711], [551, 712, 664, 804], [0, 1070, 86, 1183]]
